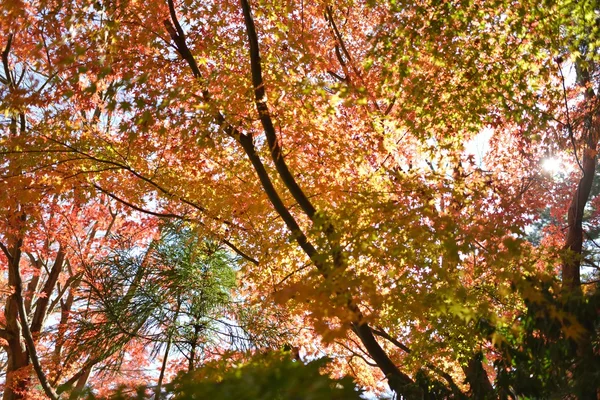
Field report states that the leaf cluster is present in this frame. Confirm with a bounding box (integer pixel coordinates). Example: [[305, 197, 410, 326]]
[[82, 351, 364, 400], [491, 278, 600, 398]]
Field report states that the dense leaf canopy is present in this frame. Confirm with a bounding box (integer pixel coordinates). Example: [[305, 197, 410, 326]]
[[0, 0, 599, 398]]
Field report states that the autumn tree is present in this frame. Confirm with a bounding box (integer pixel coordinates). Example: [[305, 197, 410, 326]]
[[1, 0, 600, 398]]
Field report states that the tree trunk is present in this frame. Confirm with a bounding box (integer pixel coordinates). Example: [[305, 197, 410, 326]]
[[3, 296, 30, 400], [561, 148, 596, 292], [3, 239, 30, 400], [561, 64, 598, 294], [463, 353, 494, 399], [155, 338, 172, 400], [68, 367, 92, 400]]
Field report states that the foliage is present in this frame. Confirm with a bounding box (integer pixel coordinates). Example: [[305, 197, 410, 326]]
[[66, 220, 238, 393], [492, 278, 600, 398], [167, 352, 363, 400], [82, 351, 363, 400], [0, 0, 600, 398]]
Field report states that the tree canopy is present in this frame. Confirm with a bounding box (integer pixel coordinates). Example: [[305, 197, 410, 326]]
[[1, 0, 599, 398]]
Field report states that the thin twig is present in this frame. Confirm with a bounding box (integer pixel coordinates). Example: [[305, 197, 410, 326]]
[[557, 61, 584, 172]]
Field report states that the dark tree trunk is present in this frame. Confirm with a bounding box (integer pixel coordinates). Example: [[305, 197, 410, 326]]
[[3, 240, 29, 400]]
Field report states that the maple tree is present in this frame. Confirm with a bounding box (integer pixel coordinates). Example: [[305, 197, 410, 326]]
[[1, 0, 600, 398]]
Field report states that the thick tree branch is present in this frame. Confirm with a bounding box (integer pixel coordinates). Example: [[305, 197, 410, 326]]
[[57, 361, 98, 395], [240, 0, 317, 220], [325, 7, 359, 80], [24, 256, 42, 316], [68, 367, 92, 400], [235, 26, 414, 396], [48, 271, 81, 319], [237, 134, 318, 260], [350, 322, 414, 391], [221, 238, 259, 265], [327, 69, 347, 82], [164, 0, 202, 79], [163, 3, 298, 267], [463, 353, 494, 399], [557, 61, 584, 173]]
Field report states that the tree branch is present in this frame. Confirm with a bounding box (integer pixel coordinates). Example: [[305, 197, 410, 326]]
[[31, 246, 65, 334], [240, 0, 317, 220], [0, 241, 12, 260], [164, 0, 202, 79], [94, 183, 187, 220], [2, 33, 14, 86], [372, 327, 411, 354], [94, 183, 259, 265], [557, 60, 584, 173], [372, 326, 465, 397], [10, 232, 60, 399]]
